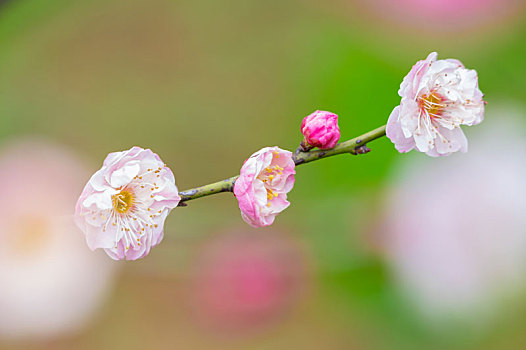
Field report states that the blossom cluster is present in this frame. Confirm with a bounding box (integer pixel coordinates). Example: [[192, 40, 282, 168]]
[[75, 52, 484, 260]]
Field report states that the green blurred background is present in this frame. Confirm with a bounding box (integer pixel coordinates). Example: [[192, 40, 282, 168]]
[[1, 0, 526, 349]]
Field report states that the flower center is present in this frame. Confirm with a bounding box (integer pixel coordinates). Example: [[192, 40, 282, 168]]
[[257, 165, 284, 207], [259, 165, 283, 182], [418, 91, 446, 119], [112, 189, 135, 214]]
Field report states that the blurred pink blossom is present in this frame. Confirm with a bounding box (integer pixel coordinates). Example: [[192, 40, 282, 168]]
[[301, 110, 340, 150], [234, 147, 295, 227], [359, 0, 523, 34], [382, 108, 526, 321], [75, 146, 180, 260], [387, 52, 484, 157], [188, 229, 308, 333], [0, 139, 116, 339]]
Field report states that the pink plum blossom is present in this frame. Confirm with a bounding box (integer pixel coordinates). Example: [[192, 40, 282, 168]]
[[300, 110, 341, 150], [75, 146, 180, 260], [233, 147, 295, 228], [386, 52, 485, 157]]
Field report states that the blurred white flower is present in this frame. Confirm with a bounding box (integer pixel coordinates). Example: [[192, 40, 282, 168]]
[[0, 139, 116, 340], [382, 106, 526, 322]]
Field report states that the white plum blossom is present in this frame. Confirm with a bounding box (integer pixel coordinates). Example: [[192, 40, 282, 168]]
[[387, 52, 485, 157], [75, 146, 180, 260]]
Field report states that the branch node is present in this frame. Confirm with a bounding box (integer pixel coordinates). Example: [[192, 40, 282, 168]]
[[350, 144, 371, 155], [297, 140, 313, 154], [293, 158, 305, 165]]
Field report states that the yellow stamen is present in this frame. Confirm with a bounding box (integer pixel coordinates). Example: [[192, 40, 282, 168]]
[[418, 91, 446, 119], [112, 189, 135, 214]]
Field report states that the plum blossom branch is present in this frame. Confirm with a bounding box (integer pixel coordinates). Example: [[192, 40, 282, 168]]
[[178, 124, 386, 204], [74, 52, 484, 260], [179, 176, 238, 203]]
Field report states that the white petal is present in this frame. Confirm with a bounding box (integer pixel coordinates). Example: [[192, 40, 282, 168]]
[[109, 162, 140, 188], [82, 188, 118, 210], [414, 131, 433, 153], [399, 98, 420, 137], [386, 106, 416, 153]]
